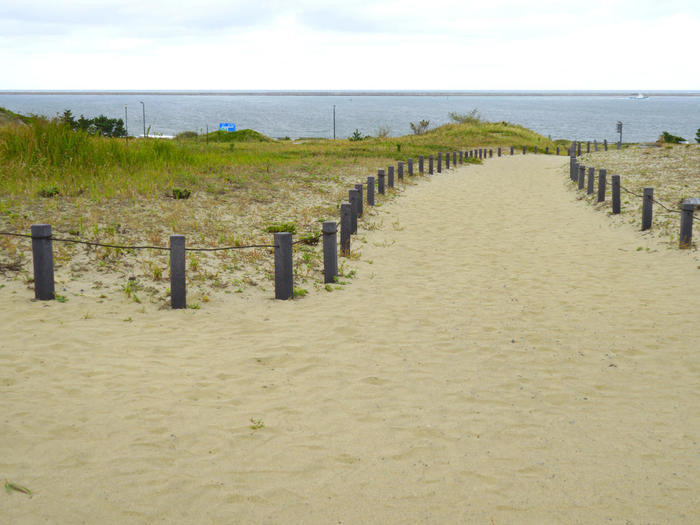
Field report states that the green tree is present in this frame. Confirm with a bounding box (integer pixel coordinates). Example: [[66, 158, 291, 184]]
[[696, 127, 700, 143]]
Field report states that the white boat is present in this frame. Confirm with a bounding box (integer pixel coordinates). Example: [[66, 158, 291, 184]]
[[630, 93, 648, 99]]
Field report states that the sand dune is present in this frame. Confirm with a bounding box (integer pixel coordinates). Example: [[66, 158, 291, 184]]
[[2, 155, 699, 523]]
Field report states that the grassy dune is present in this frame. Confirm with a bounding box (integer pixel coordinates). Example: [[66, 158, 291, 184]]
[[0, 111, 559, 302]]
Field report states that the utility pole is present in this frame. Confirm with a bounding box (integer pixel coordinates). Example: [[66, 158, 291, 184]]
[[140, 101, 146, 138], [333, 105, 336, 140], [617, 121, 623, 147]]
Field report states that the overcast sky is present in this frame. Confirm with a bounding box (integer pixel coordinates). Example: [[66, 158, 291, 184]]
[[1, 0, 698, 90]]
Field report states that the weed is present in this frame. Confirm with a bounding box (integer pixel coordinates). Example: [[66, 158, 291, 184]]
[[293, 287, 308, 298], [188, 303, 201, 309], [55, 294, 67, 303], [249, 418, 265, 430], [265, 222, 296, 234]]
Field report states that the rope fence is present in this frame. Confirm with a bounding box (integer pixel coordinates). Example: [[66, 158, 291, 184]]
[[567, 141, 698, 248], [7, 140, 679, 308]]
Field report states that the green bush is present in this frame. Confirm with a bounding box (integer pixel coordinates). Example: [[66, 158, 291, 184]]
[[659, 131, 685, 144], [696, 127, 700, 143]]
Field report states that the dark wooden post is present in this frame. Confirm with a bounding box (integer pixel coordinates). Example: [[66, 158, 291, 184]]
[[429, 155, 434, 174], [594, 140, 598, 152], [387, 166, 394, 188], [545, 146, 549, 154], [498, 147, 502, 157], [586, 141, 590, 153], [570, 158, 576, 181], [459, 151, 463, 163], [355, 183, 363, 217], [679, 202, 695, 248], [642, 188, 653, 230], [597, 169, 606, 202], [418, 155, 424, 174], [522, 146, 527, 155], [604, 139, 608, 151], [534, 146, 538, 154], [377, 168, 385, 195], [323, 221, 337, 284], [445, 151, 450, 170], [489, 149, 493, 158], [578, 166, 586, 190], [397, 161, 404, 180], [367, 176, 375, 206], [510, 146, 514, 155], [349, 189, 359, 234], [587, 167, 595, 195], [408, 158, 414, 176], [453, 151, 457, 166], [557, 146, 560, 155], [340, 203, 351, 255], [577, 142, 582, 155], [31, 224, 55, 300], [274, 232, 293, 300], [170, 234, 186, 308], [612, 175, 621, 214], [437, 152, 442, 173]]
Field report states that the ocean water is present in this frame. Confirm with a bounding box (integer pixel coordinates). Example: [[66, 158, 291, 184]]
[[1, 91, 698, 143]]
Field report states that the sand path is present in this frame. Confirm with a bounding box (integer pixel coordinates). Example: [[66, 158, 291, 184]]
[[2, 155, 699, 524]]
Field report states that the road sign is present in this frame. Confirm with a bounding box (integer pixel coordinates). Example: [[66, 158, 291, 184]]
[[219, 122, 236, 132]]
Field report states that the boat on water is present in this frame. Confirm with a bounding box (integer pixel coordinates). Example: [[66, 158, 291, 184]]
[[630, 93, 649, 99]]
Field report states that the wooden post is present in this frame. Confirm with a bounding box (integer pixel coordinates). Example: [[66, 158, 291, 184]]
[[597, 169, 606, 202], [437, 152, 442, 173], [349, 189, 359, 234], [534, 146, 538, 154], [31, 224, 55, 301], [577, 142, 582, 155], [459, 151, 463, 163], [587, 167, 595, 195], [387, 166, 394, 188], [408, 158, 414, 176], [587, 141, 590, 153], [445, 151, 450, 170], [604, 139, 608, 151], [397, 161, 404, 180], [578, 166, 586, 190], [418, 156, 424, 174], [169, 234, 186, 309], [322, 221, 337, 284], [274, 232, 293, 300], [429, 155, 434, 174], [498, 147, 502, 157], [642, 187, 654, 230], [355, 183, 363, 217], [510, 146, 514, 155], [367, 176, 375, 206], [557, 146, 560, 155], [340, 203, 351, 255], [522, 146, 527, 155], [679, 203, 694, 248], [489, 149, 493, 158], [378, 168, 385, 195], [612, 175, 621, 214], [453, 151, 457, 166], [545, 146, 549, 154], [594, 140, 598, 152], [570, 158, 577, 181]]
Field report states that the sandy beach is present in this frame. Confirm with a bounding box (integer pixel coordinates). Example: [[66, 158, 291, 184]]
[[2, 155, 699, 523]]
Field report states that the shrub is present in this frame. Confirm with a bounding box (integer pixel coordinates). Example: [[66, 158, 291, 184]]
[[349, 129, 365, 141], [659, 131, 685, 144], [265, 222, 296, 234], [696, 127, 700, 143], [448, 110, 481, 124], [409, 120, 430, 135], [176, 130, 199, 140]]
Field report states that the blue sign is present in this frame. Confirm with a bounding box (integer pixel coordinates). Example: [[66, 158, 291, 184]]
[[219, 122, 236, 132]]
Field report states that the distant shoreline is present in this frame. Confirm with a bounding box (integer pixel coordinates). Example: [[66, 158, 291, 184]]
[[1, 90, 699, 97]]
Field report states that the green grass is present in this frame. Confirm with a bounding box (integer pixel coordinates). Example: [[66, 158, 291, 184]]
[[0, 113, 562, 199]]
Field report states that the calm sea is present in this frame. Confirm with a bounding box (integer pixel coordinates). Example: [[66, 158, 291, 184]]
[[1, 91, 698, 143]]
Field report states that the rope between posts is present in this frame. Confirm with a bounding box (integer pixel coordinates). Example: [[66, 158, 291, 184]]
[[600, 180, 685, 215], [0, 232, 277, 250]]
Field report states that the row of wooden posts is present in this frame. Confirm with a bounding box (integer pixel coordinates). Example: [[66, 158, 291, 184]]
[[568, 142, 698, 247], [25, 140, 660, 307]]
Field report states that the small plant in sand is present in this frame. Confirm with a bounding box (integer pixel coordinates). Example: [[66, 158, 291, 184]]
[[249, 418, 264, 430], [37, 185, 60, 198], [293, 287, 308, 298], [265, 222, 297, 234], [172, 188, 191, 199], [5, 478, 32, 497]]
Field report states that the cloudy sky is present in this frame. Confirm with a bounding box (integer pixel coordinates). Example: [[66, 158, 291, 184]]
[[1, 0, 698, 90]]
